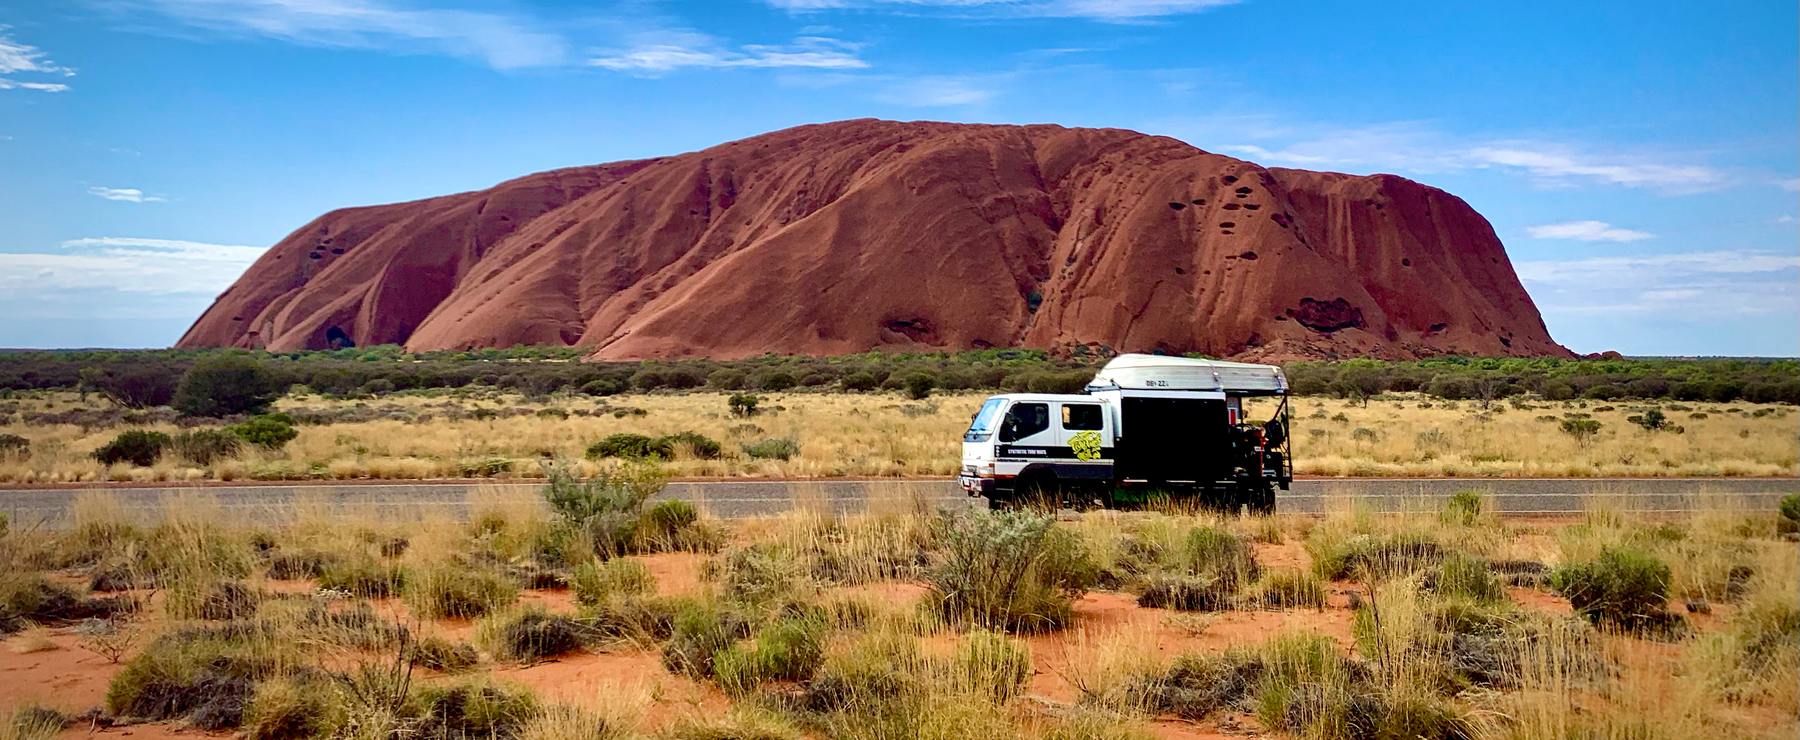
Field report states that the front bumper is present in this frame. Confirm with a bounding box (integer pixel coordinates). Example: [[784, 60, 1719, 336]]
[[959, 475, 995, 495]]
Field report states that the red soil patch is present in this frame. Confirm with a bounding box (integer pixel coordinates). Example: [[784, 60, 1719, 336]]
[[634, 553, 709, 598], [494, 649, 726, 731], [1, 631, 125, 711], [58, 724, 231, 740], [1507, 586, 1573, 618]]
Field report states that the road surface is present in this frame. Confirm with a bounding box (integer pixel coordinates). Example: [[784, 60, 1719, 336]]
[[2, 477, 1793, 527]]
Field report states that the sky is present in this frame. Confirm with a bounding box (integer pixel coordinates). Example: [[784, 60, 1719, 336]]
[[0, 0, 1795, 356]]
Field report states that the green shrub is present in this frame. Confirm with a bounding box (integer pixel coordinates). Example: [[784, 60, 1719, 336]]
[[1440, 491, 1487, 527], [647, 499, 699, 538], [1551, 547, 1675, 631], [93, 430, 170, 466], [243, 676, 339, 740], [540, 460, 666, 557], [229, 414, 298, 450], [170, 428, 243, 465], [105, 625, 277, 725], [1780, 494, 1799, 524], [729, 393, 760, 417], [403, 563, 519, 619], [585, 433, 673, 461], [902, 373, 935, 400], [929, 510, 1096, 632], [570, 558, 654, 606], [742, 438, 799, 461], [1137, 574, 1234, 612], [663, 431, 722, 459], [173, 354, 281, 417], [708, 369, 748, 390], [1558, 418, 1603, 444], [1182, 526, 1259, 586], [662, 602, 748, 678], [840, 372, 880, 392], [1252, 569, 1327, 610], [714, 615, 828, 695], [412, 680, 538, 740], [580, 378, 626, 396], [1432, 553, 1505, 603], [750, 370, 797, 392]]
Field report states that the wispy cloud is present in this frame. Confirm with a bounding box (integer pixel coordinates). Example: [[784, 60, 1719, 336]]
[[0, 26, 75, 92], [123, 0, 566, 69], [1778, 178, 1800, 192], [87, 186, 168, 203], [0, 238, 264, 298], [1174, 117, 1732, 193], [1525, 220, 1652, 243], [1516, 250, 1799, 318], [591, 35, 866, 75], [764, 0, 1238, 20], [874, 74, 997, 106]]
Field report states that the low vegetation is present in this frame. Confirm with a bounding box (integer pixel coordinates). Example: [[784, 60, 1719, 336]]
[[1, 475, 1790, 740]]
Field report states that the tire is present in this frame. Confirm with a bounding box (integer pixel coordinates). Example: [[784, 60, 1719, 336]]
[[1246, 484, 1276, 516], [1014, 471, 1063, 511]]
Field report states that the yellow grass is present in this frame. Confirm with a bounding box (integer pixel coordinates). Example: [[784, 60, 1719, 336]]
[[0, 389, 1793, 483]]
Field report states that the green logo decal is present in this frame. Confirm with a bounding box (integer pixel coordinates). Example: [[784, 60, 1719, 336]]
[[1070, 430, 1103, 460]]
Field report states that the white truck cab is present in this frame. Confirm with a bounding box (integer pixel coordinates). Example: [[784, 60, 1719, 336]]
[[959, 354, 1292, 512]]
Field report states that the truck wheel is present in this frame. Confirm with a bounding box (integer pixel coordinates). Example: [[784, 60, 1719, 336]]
[[1247, 485, 1276, 516]]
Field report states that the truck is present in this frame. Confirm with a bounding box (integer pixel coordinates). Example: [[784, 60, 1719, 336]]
[[957, 353, 1292, 512]]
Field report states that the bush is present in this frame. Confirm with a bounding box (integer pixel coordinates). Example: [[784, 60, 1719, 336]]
[[715, 615, 828, 695], [1137, 574, 1234, 611], [410, 635, 479, 672], [229, 414, 298, 450], [570, 558, 654, 606], [840, 372, 880, 392], [951, 629, 1032, 702], [580, 378, 626, 396], [902, 373, 936, 400], [1431, 553, 1505, 603], [243, 676, 338, 740], [664, 431, 722, 459], [750, 370, 797, 392], [1440, 491, 1487, 527], [403, 563, 520, 619], [1552, 547, 1676, 631], [585, 433, 673, 461], [173, 355, 281, 417], [170, 429, 243, 465], [412, 681, 538, 740], [1558, 418, 1603, 444], [708, 369, 748, 390], [1780, 494, 1799, 524], [728, 393, 760, 417], [929, 510, 1096, 632], [487, 608, 591, 662], [1252, 570, 1327, 610], [93, 430, 170, 467], [540, 460, 666, 557], [742, 438, 799, 461], [662, 602, 748, 678], [1182, 526, 1259, 587], [317, 557, 406, 597], [80, 365, 180, 409], [0, 433, 27, 460]]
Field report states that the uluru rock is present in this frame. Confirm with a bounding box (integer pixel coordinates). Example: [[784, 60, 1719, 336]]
[[178, 119, 1570, 361]]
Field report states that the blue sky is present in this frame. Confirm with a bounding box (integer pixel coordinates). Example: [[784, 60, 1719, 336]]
[[0, 0, 1794, 355]]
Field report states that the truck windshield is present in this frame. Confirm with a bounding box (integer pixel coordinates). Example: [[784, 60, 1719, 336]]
[[965, 398, 1007, 442]]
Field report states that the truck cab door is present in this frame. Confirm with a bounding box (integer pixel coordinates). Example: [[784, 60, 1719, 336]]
[[996, 401, 1054, 459], [1055, 401, 1110, 462]]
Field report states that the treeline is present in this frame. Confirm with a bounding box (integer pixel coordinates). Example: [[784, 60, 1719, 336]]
[[1286, 357, 1800, 405], [0, 347, 1795, 405]]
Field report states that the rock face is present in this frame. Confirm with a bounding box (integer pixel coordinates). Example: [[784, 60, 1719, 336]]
[[178, 119, 1569, 361]]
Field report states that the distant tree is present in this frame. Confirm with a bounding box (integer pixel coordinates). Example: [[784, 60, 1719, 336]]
[[230, 414, 299, 450], [904, 372, 936, 400], [173, 354, 281, 417], [80, 366, 180, 409]]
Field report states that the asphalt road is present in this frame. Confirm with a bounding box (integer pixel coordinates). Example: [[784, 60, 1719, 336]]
[[2, 477, 1794, 527]]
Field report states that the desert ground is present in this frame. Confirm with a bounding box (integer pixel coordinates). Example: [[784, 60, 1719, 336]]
[[1, 389, 1795, 484], [0, 479, 1795, 740]]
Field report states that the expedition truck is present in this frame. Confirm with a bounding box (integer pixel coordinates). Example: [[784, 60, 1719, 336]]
[[957, 354, 1292, 512]]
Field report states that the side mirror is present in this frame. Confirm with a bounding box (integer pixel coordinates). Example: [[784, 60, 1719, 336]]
[[999, 419, 1018, 443]]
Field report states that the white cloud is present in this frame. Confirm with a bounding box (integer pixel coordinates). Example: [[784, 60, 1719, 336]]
[[1516, 250, 1800, 318], [875, 74, 996, 106], [87, 186, 168, 203], [0, 26, 75, 92], [1525, 220, 1653, 243], [0, 238, 264, 298], [1161, 116, 1732, 193], [126, 0, 566, 69], [1778, 178, 1800, 192], [764, 0, 1238, 20], [591, 35, 866, 75]]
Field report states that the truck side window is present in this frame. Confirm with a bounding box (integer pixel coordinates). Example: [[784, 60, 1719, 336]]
[[1061, 404, 1103, 430], [999, 403, 1049, 442]]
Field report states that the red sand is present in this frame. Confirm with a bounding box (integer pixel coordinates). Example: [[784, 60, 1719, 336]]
[[177, 119, 1567, 361]]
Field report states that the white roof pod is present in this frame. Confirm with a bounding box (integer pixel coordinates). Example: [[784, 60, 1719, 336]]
[[1086, 353, 1288, 395]]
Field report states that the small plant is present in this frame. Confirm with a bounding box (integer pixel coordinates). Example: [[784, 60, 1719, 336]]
[[230, 414, 299, 450], [1559, 418, 1603, 445], [1440, 490, 1487, 527], [929, 509, 1096, 632], [714, 615, 828, 695], [585, 433, 673, 461], [93, 430, 170, 466], [742, 438, 800, 461], [729, 393, 760, 417], [1626, 408, 1670, 432], [1251, 569, 1327, 610], [409, 635, 479, 672], [1780, 494, 1799, 525], [1551, 547, 1677, 631], [484, 608, 591, 662], [571, 558, 654, 606], [403, 562, 519, 619], [540, 460, 667, 557]]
